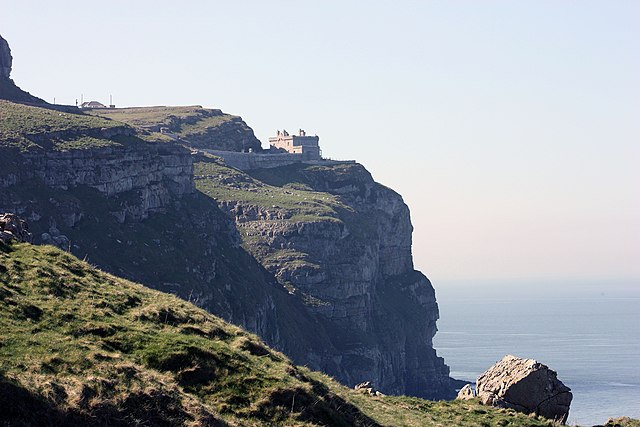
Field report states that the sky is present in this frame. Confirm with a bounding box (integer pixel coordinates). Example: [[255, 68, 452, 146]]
[[1, 1, 638, 283]]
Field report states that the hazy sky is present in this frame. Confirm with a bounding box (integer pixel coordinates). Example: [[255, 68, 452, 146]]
[[2, 1, 638, 282]]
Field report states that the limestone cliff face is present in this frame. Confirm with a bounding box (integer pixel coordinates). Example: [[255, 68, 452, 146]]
[[21, 144, 194, 222], [1, 132, 194, 223], [205, 161, 455, 399]]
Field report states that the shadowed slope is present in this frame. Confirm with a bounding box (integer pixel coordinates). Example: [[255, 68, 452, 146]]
[[0, 242, 567, 426]]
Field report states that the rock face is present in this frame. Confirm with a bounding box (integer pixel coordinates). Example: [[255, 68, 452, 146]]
[[474, 355, 572, 423], [0, 35, 12, 79], [0, 213, 31, 243], [456, 383, 475, 400], [176, 113, 262, 153], [21, 143, 194, 222], [4, 144, 194, 223], [206, 161, 457, 399]]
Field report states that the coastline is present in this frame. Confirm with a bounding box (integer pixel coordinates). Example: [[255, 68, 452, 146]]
[[433, 279, 640, 425]]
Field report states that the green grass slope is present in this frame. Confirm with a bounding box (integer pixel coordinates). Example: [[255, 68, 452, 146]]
[[0, 241, 568, 427], [0, 100, 131, 151], [87, 105, 261, 152], [86, 106, 235, 131], [194, 154, 347, 224]]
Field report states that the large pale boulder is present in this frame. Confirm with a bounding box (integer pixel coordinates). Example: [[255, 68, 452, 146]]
[[456, 383, 475, 400], [476, 355, 572, 423]]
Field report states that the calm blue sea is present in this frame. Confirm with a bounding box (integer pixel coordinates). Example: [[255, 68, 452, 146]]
[[432, 280, 640, 426]]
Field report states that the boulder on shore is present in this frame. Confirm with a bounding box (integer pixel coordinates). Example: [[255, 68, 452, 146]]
[[460, 354, 572, 423]]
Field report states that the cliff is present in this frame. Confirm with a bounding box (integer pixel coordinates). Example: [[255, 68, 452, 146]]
[[87, 105, 262, 152], [0, 96, 457, 399], [0, 33, 457, 399], [196, 157, 455, 398]]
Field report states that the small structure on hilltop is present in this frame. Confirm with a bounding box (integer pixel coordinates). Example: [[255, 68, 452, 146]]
[[79, 101, 107, 109], [268, 129, 321, 160]]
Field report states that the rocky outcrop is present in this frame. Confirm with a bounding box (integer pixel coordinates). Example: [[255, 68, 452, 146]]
[[0, 35, 46, 104], [354, 381, 384, 396], [178, 114, 262, 153], [0, 35, 11, 79], [0, 213, 31, 243], [456, 384, 475, 400], [468, 355, 572, 423]]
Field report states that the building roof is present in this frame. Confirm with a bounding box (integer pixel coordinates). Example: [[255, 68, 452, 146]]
[[79, 101, 106, 109]]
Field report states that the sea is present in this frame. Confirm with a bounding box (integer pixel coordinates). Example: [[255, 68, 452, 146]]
[[432, 279, 640, 426]]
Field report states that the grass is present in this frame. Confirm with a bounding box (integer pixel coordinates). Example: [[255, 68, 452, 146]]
[[86, 105, 262, 151], [192, 155, 354, 289], [179, 114, 237, 134], [0, 241, 583, 426], [194, 154, 348, 224], [87, 105, 238, 142], [0, 100, 129, 151], [85, 105, 230, 129]]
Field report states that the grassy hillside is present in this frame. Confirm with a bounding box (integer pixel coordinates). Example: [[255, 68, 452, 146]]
[[86, 106, 261, 152], [0, 100, 130, 151], [86, 106, 234, 131], [194, 154, 347, 223], [0, 241, 565, 426]]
